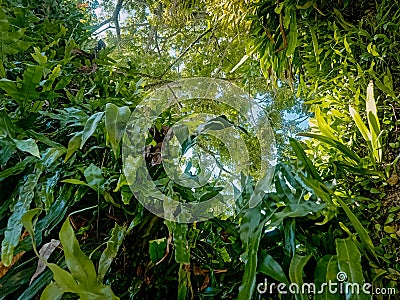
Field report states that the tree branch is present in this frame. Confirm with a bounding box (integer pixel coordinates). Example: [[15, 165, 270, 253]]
[[160, 27, 212, 78], [91, 17, 113, 33], [91, 0, 124, 41], [114, 0, 124, 46]]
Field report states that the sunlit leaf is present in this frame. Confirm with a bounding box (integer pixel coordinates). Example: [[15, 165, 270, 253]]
[[105, 103, 131, 156], [335, 197, 377, 260], [40, 281, 63, 300], [12, 138, 40, 158], [80, 112, 104, 149], [98, 223, 125, 282]]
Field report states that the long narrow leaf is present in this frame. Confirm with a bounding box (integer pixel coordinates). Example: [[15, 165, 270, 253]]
[[1, 173, 40, 266], [315, 106, 337, 140], [80, 112, 104, 148], [336, 238, 371, 300], [288, 253, 312, 300], [335, 197, 377, 260], [314, 255, 340, 300], [297, 133, 360, 164], [289, 138, 322, 180], [105, 103, 131, 156], [98, 223, 126, 282], [349, 105, 370, 142]]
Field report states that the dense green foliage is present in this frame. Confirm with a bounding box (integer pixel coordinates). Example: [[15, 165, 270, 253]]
[[0, 0, 398, 299]]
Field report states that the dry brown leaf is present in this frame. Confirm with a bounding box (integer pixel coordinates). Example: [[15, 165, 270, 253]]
[[388, 174, 399, 186], [200, 274, 210, 291], [0, 251, 25, 279]]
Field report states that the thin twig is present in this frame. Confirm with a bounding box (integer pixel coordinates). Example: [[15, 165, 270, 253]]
[[160, 28, 213, 78], [274, 12, 288, 53]]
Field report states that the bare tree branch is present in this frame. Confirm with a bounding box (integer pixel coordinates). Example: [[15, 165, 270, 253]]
[[92, 0, 124, 43], [160, 27, 213, 78], [91, 17, 113, 33], [114, 0, 124, 46]]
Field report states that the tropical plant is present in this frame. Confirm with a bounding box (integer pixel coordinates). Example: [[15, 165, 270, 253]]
[[0, 0, 399, 300]]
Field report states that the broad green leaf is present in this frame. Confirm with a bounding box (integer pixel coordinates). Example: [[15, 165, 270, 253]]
[[105, 103, 131, 156], [103, 191, 121, 207], [333, 8, 356, 29], [65, 131, 82, 162], [12, 138, 40, 158], [314, 255, 340, 300], [0, 79, 19, 102], [46, 263, 79, 293], [18, 269, 54, 300], [250, 166, 275, 207], [274, 2, 284, 14], [80, 112, 104, 148], [200, 115, 233, 132], [288, 253, 312, 300], [368, 111, 382, 162], [40, 147, 66, 169], [165, 222, 190, 300], [98, 223, 126, 282], [0, 59, 5, 78], [258, 252, 289, 285], [0, 23, 32, 57], [121, 185, 133, 205], [148, 238, 166, 264], [84, 163, 104, 190], [26, 130, 65, 149], [372, 75, 395, 97], [296, 1, 313, 9], [21, 208, 42, 243], [335, 238, 371, 300], [59, 218, 98, 289], [335, 197, 377, 260], [40, 282, 63, 300], [1, 173, 40, 266]]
